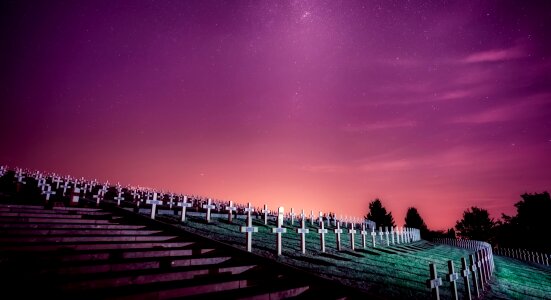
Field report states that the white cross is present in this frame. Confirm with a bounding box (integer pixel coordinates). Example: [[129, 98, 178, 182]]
[[300, 209, 305, 221], [378, 226, 384, 244], [426, 263, 443, 298], [93, 190, 104, 205], [71, 187, 81, 204], [289, 208, 295, 226], [60, 180, 71, 196], [261, 204, 269, 225], [318, 211, 324, 227], [296, 216, 309, 254], [37, 178, 47, 191], [445, 260, 459, 299], [240, 202, 258, 252], [225, 200, 237, 223], [334, 221, 343, 251], [371, 228, 377, 247], [310, 210, 314, 225], [271, 207, 287, 256], [177, 195, 192, 222], [146, 192, 163, 220], [360, 223, 368, 249], [53, 177, 62, 189], [385, 226, 390, 246], [42, 184, 56, 201], [202, 198, 216, 223], [114, 191, 125, 206], [168, 194, 175, 209], [16, 173, 26, 185], [318, 221, 328, 252], [349, 223, 357, 250], [391, 227, 395, 244]]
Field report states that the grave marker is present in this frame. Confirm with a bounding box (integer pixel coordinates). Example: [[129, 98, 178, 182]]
[[202, 198, 216, 223], [469, 254, 480, 298], [240, 202, 258, 252], [93, 190, 104, 206], [53, 177, 62, 189], [296, 216, 309, 254], [461, 257, 472, 300], [371, 228, 377, 247], [318, 221, 328, 252], [289, 208, 295, 226], [167, 194, 175, 209], [360, 223, 368, 249], [446, 260, 459, 300], [378, 226, 384, 244], [177, 195, 192, 222], [261, 204, 269, 225], [310, 210, 314, 225], [71, 187, 81, 205], [385, 226, 390, 246], [334, 221, 343, 251], [391, 226, 395, 244], [426, 263, 442, 300], [114, 191, 125, 206], [271, 207, 287, 256], [146, 192, 163, 220], [43, 184, 56, 201], [225, 201, 237, 223], [349, 223, 356, 250]]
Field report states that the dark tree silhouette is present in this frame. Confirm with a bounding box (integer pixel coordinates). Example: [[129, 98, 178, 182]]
[[365, 199, 395, 228], [455, 207, 495, 241], [496, 192, 551, 252], [404, 207, 429, 237]]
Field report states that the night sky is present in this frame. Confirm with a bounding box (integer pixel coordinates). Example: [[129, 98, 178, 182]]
[[1, 1, 550, 229]]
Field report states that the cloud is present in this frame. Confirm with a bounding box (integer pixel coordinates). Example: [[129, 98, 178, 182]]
[[342, 120, 416, 132], [462, 46, 524, 64], [450, 93, 551, 124]]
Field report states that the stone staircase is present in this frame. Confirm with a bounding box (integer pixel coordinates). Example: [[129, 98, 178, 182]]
[[0, 203, 365, 299]]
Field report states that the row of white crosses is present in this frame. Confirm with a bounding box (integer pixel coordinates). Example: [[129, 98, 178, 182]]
[[494, 247, 549, 265], [428, 239, 496, 300]]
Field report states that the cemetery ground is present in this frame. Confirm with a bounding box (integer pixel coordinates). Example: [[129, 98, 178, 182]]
[[134, 206, 551, 299], [1, 181, 550, 299]]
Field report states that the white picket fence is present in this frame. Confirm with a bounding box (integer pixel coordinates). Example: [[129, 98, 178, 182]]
[[493, 247, 550, 266]]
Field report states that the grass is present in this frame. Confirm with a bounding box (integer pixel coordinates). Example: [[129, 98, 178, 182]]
[[120, 208, 548, 299]]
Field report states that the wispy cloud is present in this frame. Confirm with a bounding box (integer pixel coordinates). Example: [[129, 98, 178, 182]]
[[342, 119, 416, 132], [462, 46, 524, 64], [450, 93, 551, 124]]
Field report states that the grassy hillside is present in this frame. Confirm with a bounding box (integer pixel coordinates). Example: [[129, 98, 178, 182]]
[[133, 211, 549, 299]]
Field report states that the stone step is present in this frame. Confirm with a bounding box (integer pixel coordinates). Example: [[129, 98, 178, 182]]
[[0, 241, 193, 252], [99, 273, 306, 300], [58, 248, 215, 262], [238, 285, 310, 300], [55, 256, 232, 275], [107, 278, 251, 300], [0, 217, 113, 224], [0, 212, 84, 218], [53, 207, 102, 211], [0, 208, 112, 216], [0, 223, 145, 230], [0, 204, 100, 212], [0, 229, 162, 236], [62, 265, 256, 290], [0, 235, 177, 243]]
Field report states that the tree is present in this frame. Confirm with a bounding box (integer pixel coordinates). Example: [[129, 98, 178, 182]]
[[496, 192, 551, 251], [365, 199, 395, 228], [455, 207, 495, 241], [404, 207, 429, 237]]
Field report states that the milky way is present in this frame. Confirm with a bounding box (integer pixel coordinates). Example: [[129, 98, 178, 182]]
[[1, 1, 550, 229]]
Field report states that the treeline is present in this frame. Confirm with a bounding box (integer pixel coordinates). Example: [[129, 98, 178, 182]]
[[364, 192, 551, 253]]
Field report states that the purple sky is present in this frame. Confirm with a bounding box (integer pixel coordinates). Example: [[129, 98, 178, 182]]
[[1, 1, 550, 229]]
